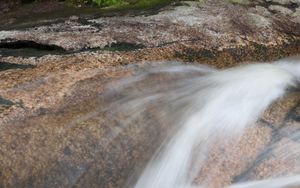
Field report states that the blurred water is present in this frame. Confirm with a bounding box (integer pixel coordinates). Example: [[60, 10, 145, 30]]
[[103, 61, 300, 188]]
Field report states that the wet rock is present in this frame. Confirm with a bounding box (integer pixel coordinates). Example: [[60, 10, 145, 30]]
[[0, 97, 14, 107], [255, 5, 272, 16], [268, 5, 294, 15], [194, 124, 273, 188], [0, 61, 36, 71], [247, 138, 300, 180], [293, 8, 300, 22], [261, 92, 300, 126], [1, 0, 300, 51], [0, 0, 300, 188], [0, 56, 299, 188], [278, 100, 300, 139], [193, 90, 300, 188], [233, 97, 300, 184], [266, 0, 300, 5]]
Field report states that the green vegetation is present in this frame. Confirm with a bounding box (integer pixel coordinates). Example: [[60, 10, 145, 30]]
[[91, 0, 126, 7], [67, 0, 180, 8], [229, 0, 251, 5], [123, 0, 175, 9], [24, 0, 206, 9], [18, 0, 207, 12], [67, 0, 126, 7]]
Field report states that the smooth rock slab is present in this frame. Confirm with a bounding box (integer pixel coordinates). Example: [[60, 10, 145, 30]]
[[0, 0, 300, 187], [1, 0, 300, 51], [0, 62, 299, 188]]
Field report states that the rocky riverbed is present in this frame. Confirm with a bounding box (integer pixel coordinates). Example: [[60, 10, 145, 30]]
[[0, 0, 300, 187]]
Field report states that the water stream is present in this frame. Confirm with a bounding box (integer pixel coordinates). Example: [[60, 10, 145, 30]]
[[0, 58, 299, 187], [103, 59, 300, 188]]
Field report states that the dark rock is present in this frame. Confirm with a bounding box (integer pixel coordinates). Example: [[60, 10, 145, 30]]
[[0, 0, 21, 14], [0, 61, 36, 71]]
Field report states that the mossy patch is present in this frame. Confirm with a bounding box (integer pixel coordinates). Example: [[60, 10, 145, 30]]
[[68, 0, 180, 9], [229, 0, 251, 5], [101, 0, 179, 10]]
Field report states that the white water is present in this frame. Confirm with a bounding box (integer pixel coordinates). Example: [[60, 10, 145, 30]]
[[105, 60, 300, 188]]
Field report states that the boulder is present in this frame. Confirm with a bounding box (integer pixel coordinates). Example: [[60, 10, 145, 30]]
[[0, 0, 300, 187]]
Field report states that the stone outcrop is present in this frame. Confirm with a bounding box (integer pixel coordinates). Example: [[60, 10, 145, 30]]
[[0, 0, 300, 187]]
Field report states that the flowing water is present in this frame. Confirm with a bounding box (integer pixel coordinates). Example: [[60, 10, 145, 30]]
[[0, 58, 299, 187], [103, 59, 300, 188]]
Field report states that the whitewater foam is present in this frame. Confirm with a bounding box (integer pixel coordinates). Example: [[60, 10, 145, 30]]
[[104, 61, 299, 188]]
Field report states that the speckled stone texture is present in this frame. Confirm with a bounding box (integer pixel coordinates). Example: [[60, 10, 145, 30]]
[[1, 0, 300, 51], [0, 61, 299, 188], [193, 91, 300, 188], [0, 0, 300, 187]]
